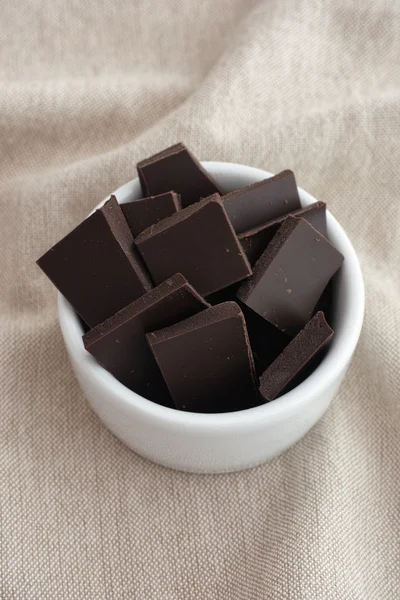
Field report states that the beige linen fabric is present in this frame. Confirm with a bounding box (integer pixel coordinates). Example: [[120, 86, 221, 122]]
[[1, 0, 400, 598]]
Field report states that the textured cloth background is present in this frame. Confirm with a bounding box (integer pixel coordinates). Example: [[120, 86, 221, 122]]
[[1, 0, 400, 598]]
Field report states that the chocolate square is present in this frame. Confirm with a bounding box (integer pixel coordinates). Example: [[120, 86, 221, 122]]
[[222, 170, 301, 234], [83, 274, 209, 403], [136, 194, 252, 296], [239, 201, 327, 265], [121, 191, 181, 237], [137, 142, 221, 208], [260, 312, 333, 401], [146, 302, 259, 412], [37, 196, 152, 327], [237, 216, 343, 336]]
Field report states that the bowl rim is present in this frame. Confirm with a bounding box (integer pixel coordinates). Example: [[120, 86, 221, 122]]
[[58, 161, 365, 430]]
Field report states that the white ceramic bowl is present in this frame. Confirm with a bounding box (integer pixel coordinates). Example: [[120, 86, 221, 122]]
[[58, 162, 364, 473]]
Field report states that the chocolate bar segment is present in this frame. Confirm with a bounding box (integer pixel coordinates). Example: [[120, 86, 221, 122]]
[[222, 170, 301, 234], [146, 302, 259, 413], [136, 194, 252, 296], [37, 196, 152, 327], [121, 191, 181, 237], [239, 201, 327, 265], [260, 311, 333, 401], [237, 216, 343, 336], [83, 274, 209, 403], [137, 142, 221, 208]]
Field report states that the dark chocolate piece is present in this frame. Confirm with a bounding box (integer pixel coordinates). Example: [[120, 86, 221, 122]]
[[146, 302, 259, 413], [260, 311, 333, 401], [239, 201, 327, 265], [137, 142, 221, 208], [121, 191, 181, 237], [222, 170, 301, 234], [37, 196, 152, 327], [136, 194, 252, 296], [237, 216, 344, 336], [83, 274, 209, 403]]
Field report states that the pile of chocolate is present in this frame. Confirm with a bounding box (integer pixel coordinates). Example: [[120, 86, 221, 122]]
[[37, 143, 344, 413]]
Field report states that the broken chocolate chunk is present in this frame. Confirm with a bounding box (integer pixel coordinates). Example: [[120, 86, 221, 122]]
[[37, 196, 152, 327], [137, 142, 221, 208], [121, 191, 181, 237], [83, 274, 209, 403], [237, 216, 343, 336], [146, 302, 259, 413], [222, 170, 301, 234], [260, 311, 333, 401], [239, 201, 327, 265], [136, 194, 252, 296]]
